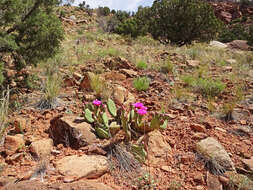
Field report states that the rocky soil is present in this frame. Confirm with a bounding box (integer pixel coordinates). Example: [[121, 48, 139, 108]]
[[0, 3, 253, 190]]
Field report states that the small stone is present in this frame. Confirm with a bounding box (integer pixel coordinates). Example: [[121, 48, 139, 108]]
[[30, 139, 53, 158], [113, 85, 126, 104], [73, 72, 83, 81], [187, 60, 200, 67], [161, 166, 172, 172], [63, 176, 76, 183], [193, 133, 207, 140], [215, 127, 226, 133], [193, 172, 204, 184], [242, 157, 253, 172], [4, 135, 25, 156], [207, 172, 222, 190], [190, 124, 206, 133], [226, 59, 237, 64], [120, 69, 137, 77]]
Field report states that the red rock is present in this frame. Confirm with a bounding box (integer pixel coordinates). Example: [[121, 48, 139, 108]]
[[4, 135, 25, 156], [190, 124, 206, 133]]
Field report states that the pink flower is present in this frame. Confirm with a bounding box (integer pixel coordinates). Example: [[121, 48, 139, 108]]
[[93, 99, 102, 106], [133, 102, 144, 109], [140, 106, 147, 110], [137, 109, 147, 115]]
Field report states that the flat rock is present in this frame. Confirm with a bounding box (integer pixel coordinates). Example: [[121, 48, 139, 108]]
[[242, 157, 253, 172], [30, 139, 53, 158], [102, 71, 126, 81], [4, 135, 25, 155], [147, 130, 171, 167], [56, 155, 109, 179], [227, 40, 250, 51], [186, 60, 200, 67], [120, 69, 138, 77], [190, 124, 206, 133], [49, 115, 97, 149], [3, 180, 113, 190], [196, 137, 235, 171]]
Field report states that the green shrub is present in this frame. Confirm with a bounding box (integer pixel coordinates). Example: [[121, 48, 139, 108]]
[[133, 77, 150, 91], [98, 6, 110, 16], [115, 18, 145, 38], [218, 24, 249, 43], [182, 75, 226, 97], [149, 0, 222, 45], [136, 60, 148, 70], [0, 0, 64, 68]]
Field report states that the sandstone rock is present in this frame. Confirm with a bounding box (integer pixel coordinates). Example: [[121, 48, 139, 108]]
[[196, 137, 235, 171], [30, 139, 53, 158], [120, 69, 138, 77], [73, 72, 83, 81], [192, 133, 207, 140], [226, 59, 237, 64], [4, 135, 25, 155], [147, 130, 171, 167], [186, 60, 200, 68], [13, 117, 31, 133], [242, 157, 253, 172], [102, 71, 126, 81], [113, 85, 126, 104], [49, 115, 97, 149], [210, 41, 228, 49], [79, 73, 91, 90], [193, 172, 205, 184], [207, 172, 222, 190], [227, 40, 250, 51], [190, 124, 206, 133], [56, 155, 109, 179]]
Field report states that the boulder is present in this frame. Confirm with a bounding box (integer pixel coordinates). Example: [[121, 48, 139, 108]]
[[227, 40, 250, 51], [209, 41, 228, 49], [196, 137, 235, 172], [49, 115, 97, 149], [147, 130, 171, 167], [56, 155, 109, 179], [4, 135, 25, 155], [30, 139, 53, 158]]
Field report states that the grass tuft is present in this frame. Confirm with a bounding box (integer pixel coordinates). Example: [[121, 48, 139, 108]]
[[0, 88, 9, 144], [133, 77, 150, 91]]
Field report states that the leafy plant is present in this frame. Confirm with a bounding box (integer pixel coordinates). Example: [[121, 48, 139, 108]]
[[0, 0, 64, 71], [136, 60, 148, 70], [133, 77, 150, 91], [136, 172, 156, 190], [149, 0, 222, 45]]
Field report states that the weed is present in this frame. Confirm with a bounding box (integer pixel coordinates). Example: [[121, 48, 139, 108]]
[[0, 88, 9, 144], [161, 58, 174, 74], [25, 74, 40, 90], [181, 75, 225, 97], [133, 77, 150, 91], [136, 172, 156, 190], [207, 97, 216, 113], [37, 74, 62, 109], [89, 73, 111, 98], [136, 60, 148, 70], [169, 180, 182, 190]]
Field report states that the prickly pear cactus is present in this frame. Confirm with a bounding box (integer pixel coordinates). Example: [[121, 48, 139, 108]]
[[95, 127, 110, 139], [102, 112, 109, 127], [84, 108, 94, 123], [107, 98, 117, 117]]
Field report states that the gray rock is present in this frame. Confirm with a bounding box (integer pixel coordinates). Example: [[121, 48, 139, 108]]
[[196, 137, 235, 172], [49, 115, 97, 149], [210, 41, 228, 49], [56, 155, 109, 179]]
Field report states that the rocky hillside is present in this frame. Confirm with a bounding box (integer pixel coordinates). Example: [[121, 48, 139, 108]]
[[0, 4, 253, 190]]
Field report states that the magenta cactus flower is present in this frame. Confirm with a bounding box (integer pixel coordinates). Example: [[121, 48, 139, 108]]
[[133, 102, 144, 109], [93, 99, 102, 106], [137, 109, 147, 115], [140, 106, 147, 110]]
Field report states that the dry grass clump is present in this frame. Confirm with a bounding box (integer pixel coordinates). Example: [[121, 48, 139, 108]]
[[0, 88, 9, 144]]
